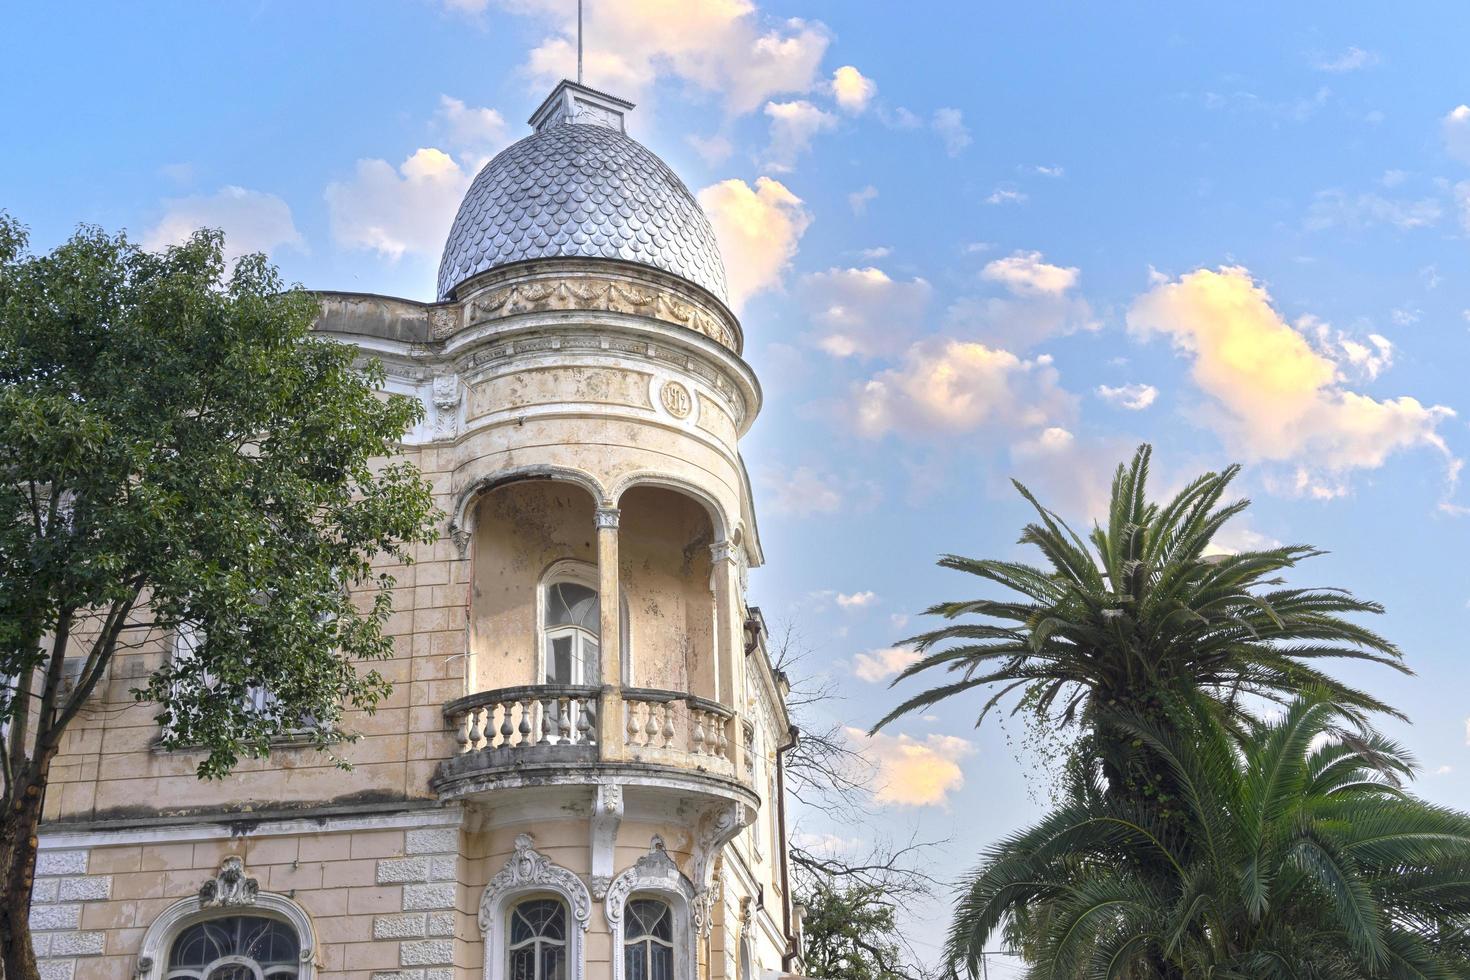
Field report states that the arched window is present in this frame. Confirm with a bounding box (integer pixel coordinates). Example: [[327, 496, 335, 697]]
[[542, 568, 600, 685], [509, 898, 568, 980], [738, 935, 752, 980], [165, 915, 299, 980], [622, 899, 673, 980]]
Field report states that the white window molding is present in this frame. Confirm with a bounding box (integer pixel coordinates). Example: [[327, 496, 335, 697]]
[[135, 859, 317, 980], [536, 558, 631, 685], [604, 836, 697, 980], [479, 833, 591, 980]]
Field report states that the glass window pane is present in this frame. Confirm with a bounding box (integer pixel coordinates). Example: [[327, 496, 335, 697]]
[[547, 583, 598, 631], [625, 944, 647, 980], [509, 946, 536, 980], [169, 916, 298, 980], [541, 944, 566, 980], [577, 636, 598, 681], [550, 636, 572, 684], [650, 943, 673, 980]]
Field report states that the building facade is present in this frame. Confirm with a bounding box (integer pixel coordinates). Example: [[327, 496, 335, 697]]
[[33, 81, 801, 980]]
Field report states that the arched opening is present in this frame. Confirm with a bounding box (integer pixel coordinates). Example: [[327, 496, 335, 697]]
[[166, 915, 299, 980], [622, 898, 674, 980], [615, 486, 717, 698], [508, 897, 568, 980], [470, 479, 605, 692]]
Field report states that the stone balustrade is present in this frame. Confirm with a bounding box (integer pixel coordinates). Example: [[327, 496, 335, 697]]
[[620, 689, 736, 778], [445, 684, 600, 756], [438, 684, 741, 786]]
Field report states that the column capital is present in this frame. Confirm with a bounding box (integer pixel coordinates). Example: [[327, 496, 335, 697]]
[[709, 540, 740, 565], [594, 507, 620, 530]]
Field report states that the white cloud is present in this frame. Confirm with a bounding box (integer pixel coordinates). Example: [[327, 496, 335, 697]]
[[1008, 431, 1134, 525], [855, 339, 1074, 439], [932, 107, 971, 156], [1096, 383, 1159, 410], [848, 184, 878, 216], [1446, 105, 1470, 166], [1305, 189, 1441, 231], [326, 147, 472, 260], [686, 133, 733, 166], [697, 176, 811, 308], [945, 251, 1096, 350], [509, 0, 830, 115], [800, 266, 931, 358], [434, 95, 507, 165], [858, 246, 891, 259], [985, 187, 1028, 206], [1128, 266, 1457, 495], [1454, 181, 1470, 234], [1202, 523, 1283, 558], [831, 65, 877, 114], [1314, 46, 1380, 73], [848, 728, 974, 807], [852, 647, 919, 682], [982, 250, 1079, 296], [764, 99, 837, 167], [836, 590, 877, 610], [143, 186, 304, 267], [1029, 164, 1065, 178], [760, 464, 864, 516]]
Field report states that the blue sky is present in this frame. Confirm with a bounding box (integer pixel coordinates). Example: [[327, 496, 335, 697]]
[[7, 1, 1470, 968]]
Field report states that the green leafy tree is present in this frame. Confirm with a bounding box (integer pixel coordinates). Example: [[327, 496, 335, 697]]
[[946, 694, 1470, 978], [803, 882, 922, 980], [873, 444, 1407, 799], [0, 216, 438, 980]]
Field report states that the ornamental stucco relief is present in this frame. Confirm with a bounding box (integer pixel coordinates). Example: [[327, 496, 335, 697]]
[[449, 274, 738, 352]]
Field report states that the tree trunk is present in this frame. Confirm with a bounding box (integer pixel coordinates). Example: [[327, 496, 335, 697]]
[[1, 759, 53, 980]]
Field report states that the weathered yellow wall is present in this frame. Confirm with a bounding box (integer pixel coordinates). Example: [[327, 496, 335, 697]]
[[618, 487, 716, 697], [469, 481, 598, 691]]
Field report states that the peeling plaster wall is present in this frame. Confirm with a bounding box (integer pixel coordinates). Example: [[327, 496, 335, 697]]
[[470, 481, 598, 691], [618, 487, 715, 697]]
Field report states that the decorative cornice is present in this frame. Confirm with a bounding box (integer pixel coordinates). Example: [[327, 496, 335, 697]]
[[452, 270, 740, 353], [451, 324, 750, 426]]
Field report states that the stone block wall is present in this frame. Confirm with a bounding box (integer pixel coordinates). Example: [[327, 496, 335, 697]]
[[30, 812, 478, 980]]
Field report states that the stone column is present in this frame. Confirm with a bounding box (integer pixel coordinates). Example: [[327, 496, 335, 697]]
[[596, 507, 625, 759], [710, 540, 747, 783]]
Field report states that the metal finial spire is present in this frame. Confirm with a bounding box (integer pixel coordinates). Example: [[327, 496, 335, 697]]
[[576, 0, 583, 83]]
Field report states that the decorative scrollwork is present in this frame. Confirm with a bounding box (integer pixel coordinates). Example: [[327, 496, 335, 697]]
[[199, 857, 258, 908], [479, 833, 592, 934]]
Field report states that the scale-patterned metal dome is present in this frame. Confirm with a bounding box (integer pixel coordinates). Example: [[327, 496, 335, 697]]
[[436, 121, 729, 303]]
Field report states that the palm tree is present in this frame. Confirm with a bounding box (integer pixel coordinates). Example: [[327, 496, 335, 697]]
[[873, 445, 1407, 757], [947, 694, 1470, 978]]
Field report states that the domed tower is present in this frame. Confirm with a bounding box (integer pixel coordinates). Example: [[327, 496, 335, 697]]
[[321, 80, 796, 980], [29, 81, 800, 980]]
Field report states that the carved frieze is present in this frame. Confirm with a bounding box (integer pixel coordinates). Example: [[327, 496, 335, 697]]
[[459, 274, 739, 352]]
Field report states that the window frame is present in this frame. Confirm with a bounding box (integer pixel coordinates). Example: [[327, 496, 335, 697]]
[[621, 897, 675, 980], [136, 887, 316, 980], [602, 837, 697, 980], [479, 834, 591, 980], [536, 560, 631, 687], [507, 896, 570, 980]]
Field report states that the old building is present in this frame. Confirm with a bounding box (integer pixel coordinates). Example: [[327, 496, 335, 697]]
[[33, 80, 802, 980]]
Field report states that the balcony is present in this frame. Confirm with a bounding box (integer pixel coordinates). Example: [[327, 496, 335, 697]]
[[433, 684, 748, 801]]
